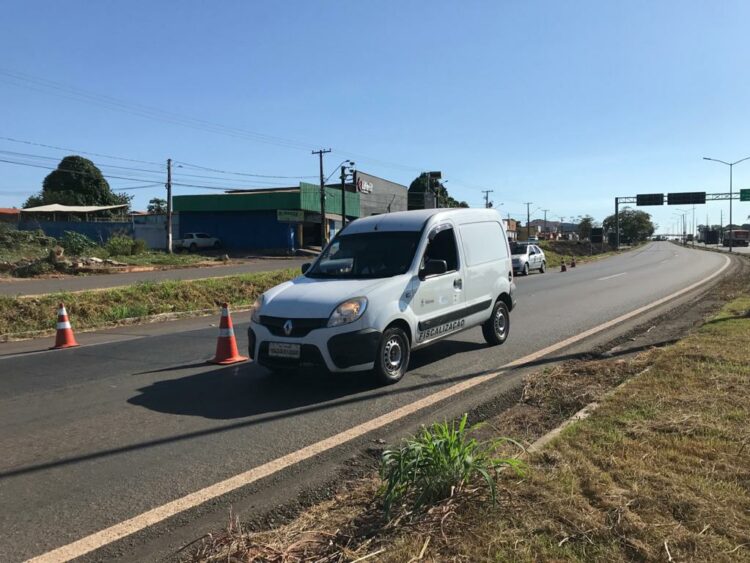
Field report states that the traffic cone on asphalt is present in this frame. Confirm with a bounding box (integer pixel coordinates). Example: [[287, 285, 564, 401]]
[[560, 260, 567, 272], [51, 302, 79, 349], [210, 303, 248, 365], [571, 256, 577, 268]]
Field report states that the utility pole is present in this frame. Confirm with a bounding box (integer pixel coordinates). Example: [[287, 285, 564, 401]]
[[312, 148, 332, 246], [166, 158, 173, 254], [482, 189, 494, 208], [542, 209, 549, 235], [524, 202, 532, 240]]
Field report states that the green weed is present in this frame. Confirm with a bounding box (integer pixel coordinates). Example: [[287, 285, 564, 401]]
[[379, 414, 524, 518]]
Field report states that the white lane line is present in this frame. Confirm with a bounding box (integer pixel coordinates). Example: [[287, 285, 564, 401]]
[[26, 254, 732, 563], [597, 272, 628, 281]]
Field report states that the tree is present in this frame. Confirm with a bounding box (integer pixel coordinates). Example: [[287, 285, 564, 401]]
[[407, 173, 469, 210], [147, 198, 167, 214], [578, 215, 596, 240], [24, 155, 132, 211], [602, 207, 656, 243]]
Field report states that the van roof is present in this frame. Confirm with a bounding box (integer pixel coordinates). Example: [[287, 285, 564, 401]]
[[343, 208, 502, 234]]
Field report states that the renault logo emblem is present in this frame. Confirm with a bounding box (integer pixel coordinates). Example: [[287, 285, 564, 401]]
[[283, 319, 293, 336]]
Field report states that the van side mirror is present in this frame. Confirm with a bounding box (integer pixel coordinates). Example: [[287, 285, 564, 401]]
[[420, 259, 447, 279], [301, 263, 311, 274]]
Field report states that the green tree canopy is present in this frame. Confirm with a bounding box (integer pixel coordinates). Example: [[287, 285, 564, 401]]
[[147, 197, 167, 214], [408, 173, 469, 210], [578, 215, 596, 239], [23, 155, 132, 210], [602, 207, 656, 243]]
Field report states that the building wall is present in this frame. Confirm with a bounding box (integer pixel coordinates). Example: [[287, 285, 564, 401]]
[[355, 172, 408, 217], [179, 210, 295, 252], [18, 219, 133, 243]]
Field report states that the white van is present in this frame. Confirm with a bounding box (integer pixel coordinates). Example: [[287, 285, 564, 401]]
[[248, 208, 516, 384]]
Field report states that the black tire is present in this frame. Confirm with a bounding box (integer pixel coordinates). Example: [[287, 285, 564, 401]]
[[482, 300, 510, 346], [189, 243, 197, 253], [374, 327, 410, 385], [540, 260, 546, 273], [522, 262, 529, 276]]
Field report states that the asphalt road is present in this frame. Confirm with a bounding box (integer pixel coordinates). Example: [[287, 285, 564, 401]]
[[0, 257, 309, 297], [0, 242, 730, 561]]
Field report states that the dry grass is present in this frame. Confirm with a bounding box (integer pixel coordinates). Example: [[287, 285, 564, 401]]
[[0, 268, 297, 338], [384, 295, 750, 562], [187, 274, 750, 563]]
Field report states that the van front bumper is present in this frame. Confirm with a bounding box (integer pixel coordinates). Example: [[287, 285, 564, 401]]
[[249, 322, 379, 373]]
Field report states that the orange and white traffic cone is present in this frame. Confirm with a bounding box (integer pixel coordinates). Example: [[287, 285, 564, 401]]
[[560, 261, 567, 272], [51, 302, 79, 349], [210, 303, 248, 364]]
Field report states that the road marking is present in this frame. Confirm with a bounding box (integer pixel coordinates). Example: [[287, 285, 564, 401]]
[[27, 254, 731, 563], [597, 272, 627, 281]]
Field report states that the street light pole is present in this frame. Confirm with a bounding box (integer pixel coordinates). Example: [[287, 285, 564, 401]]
[[703, 155, 750, 252]]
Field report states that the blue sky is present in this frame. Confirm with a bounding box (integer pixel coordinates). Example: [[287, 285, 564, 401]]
[[1, 0, 749, 233]]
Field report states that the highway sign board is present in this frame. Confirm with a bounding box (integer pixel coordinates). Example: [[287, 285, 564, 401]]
[[636, 193, 664, 206], [741, 189, 750, 202], [667, 192, 706, 205]]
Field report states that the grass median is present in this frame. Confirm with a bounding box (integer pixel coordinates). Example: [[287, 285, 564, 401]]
[[383, 292, 750, 561], [0, 268, 297, 339]]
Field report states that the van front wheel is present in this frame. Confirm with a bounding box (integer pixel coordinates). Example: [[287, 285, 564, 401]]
[[374, 327, 410, 385], [482, 301, 510, 346]]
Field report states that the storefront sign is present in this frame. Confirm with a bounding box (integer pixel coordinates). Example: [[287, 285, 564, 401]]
[[356, 177, 373, 194], [277, 209, 304, 222]]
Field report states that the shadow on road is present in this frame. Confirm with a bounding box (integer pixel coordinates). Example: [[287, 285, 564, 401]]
[[127, 363, 382, 419]]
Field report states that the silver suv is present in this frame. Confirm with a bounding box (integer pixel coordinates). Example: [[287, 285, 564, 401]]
[[511, 242, 546, 275]]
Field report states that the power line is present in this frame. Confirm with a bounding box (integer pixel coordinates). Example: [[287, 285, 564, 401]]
[[0, 157, 164, 185], [0, 135, 163, 166], [174, 160, 315, 179], [0, 69, 487, 186]]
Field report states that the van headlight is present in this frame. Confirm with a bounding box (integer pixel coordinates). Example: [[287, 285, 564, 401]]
[[250, 294, 265, 323], [328, 297, 368, 327]]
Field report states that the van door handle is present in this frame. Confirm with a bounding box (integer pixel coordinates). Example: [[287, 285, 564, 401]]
[[453, 278, 463, 289]]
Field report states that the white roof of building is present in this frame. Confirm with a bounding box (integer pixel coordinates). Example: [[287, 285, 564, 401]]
[[20, 204, 128, 213]]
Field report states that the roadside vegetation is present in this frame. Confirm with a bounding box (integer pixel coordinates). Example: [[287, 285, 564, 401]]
[[0, 268, 297, 339], [538, 239, 623, 269], [0, 225, 213, 278], [188, 268, 749, 562]]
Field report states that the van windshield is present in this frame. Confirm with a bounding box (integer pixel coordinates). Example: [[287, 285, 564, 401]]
[[307, 231, 421, 279]]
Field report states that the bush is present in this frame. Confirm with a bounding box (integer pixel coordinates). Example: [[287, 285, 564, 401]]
[[379, 414, 524, 518], [131, 238, 147, 255], [106, 235, 137, 256], [61, 231, 97, 256]]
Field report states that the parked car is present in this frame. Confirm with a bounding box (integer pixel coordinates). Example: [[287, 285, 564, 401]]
[[511, 242, 546, 275], [173, 232, 221, 252], [248, 208, 516, 384]]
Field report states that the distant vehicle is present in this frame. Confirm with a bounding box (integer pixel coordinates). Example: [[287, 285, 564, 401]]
[[173, 232, 222, 252], [723, 229, 749, 247], [248, 208, 516, 384], [527, 237, 539, 243], [511, 242, 546, 275]]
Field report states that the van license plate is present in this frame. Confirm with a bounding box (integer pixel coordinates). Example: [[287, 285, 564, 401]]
[[268, 342, 301, 359]]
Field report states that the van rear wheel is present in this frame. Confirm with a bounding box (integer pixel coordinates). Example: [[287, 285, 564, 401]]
[[374, 327, 410, 385], [482, 301, 510, 346]]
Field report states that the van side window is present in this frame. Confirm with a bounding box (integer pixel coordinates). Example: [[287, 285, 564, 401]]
[[423, 227, 459, 272]]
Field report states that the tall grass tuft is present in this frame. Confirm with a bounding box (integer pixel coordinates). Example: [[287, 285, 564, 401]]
[[379, 414, 524, 518]]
